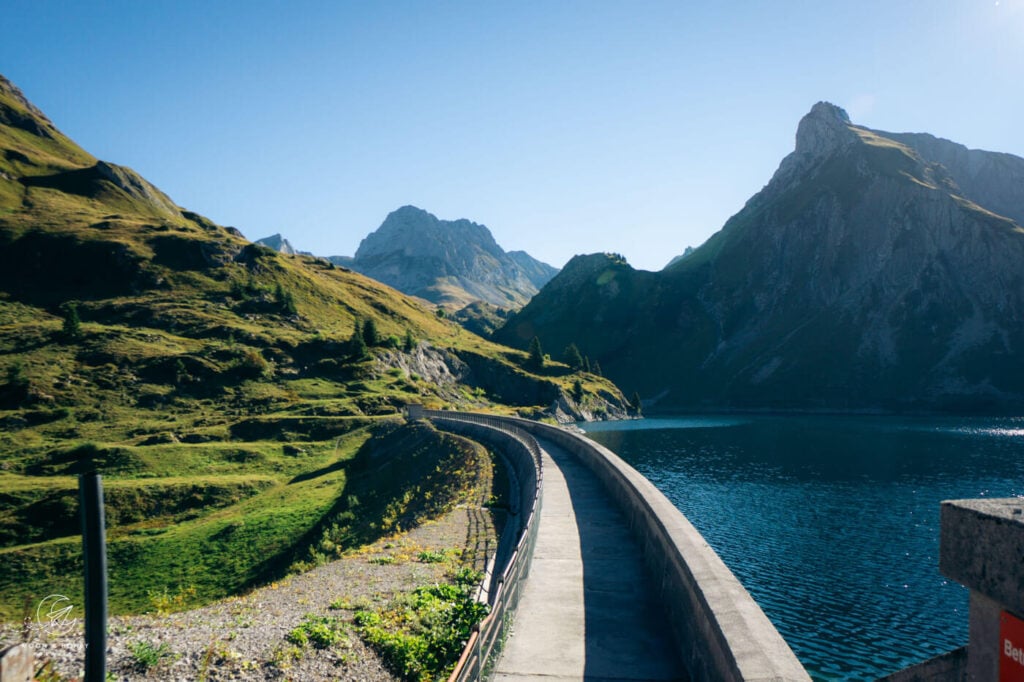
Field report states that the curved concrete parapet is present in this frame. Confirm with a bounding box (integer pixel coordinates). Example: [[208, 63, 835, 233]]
[[421, 413, 544, 682], [493, 415, 811, 682], [428, 414, 542, 597]]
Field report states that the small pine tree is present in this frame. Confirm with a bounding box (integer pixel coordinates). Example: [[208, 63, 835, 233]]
[[583, 356, 591, 373], [593, 360, 602, 377], [526, 336, 544, 370], [403, 328, 416, 353], [563, 343, 583, 370], [349, 320, 367, 358], [274, 283, 297, 315], [571, 379, 584, 402], [362, 318, 380, 347], [631, 391, 643, 415], [60, 301, 82, 340]]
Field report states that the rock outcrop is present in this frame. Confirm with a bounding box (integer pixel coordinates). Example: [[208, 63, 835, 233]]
[[255, 233, 297, 255]]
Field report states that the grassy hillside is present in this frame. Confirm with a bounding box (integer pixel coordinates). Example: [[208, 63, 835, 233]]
[[0, 420, 495, 618], [0, 73, 628, 618]]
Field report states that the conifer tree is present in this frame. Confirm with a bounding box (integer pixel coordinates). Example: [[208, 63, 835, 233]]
[[403, 328, 416, 352], [526, 336, 544, 370], [593, 360, 602, 377], [563, 343, 584, 370], [631, 391, 643, 415], [274, 282, 297, 314], [349, 319, 367, 358], [60, 301, 82, 340], [572, 379, 584, 402], [362, 317, 380, 347]]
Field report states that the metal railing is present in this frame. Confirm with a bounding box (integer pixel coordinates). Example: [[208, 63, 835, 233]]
[[420, 411, 544, 682]]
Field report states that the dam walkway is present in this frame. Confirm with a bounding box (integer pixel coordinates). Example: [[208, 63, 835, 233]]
[[491, 437, 685, 681], [422, 409, 811, 682]]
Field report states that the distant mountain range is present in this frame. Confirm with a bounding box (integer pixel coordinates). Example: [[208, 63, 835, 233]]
[[256, 206, 557, 312], [336, 205, 558, 309], [496, 102, 1024, 412]]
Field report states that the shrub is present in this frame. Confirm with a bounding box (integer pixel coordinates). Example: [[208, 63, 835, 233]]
[[354, 568, 488, 680], [287, 615, 347, 650], [234, 348, 271, 378], [128, 640, 174, 671], [417, 550, 446, 563]]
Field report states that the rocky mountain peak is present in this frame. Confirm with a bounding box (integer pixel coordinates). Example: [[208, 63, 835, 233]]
[[794, 101, 855, 158], [255, 233, 296, 255], [344, 206, 557, 309], [355, 205, 502, 261], [500, 103, 1024, 412]]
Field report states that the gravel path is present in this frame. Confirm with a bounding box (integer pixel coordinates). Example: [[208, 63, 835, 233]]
[[1, 503, 502, 681]]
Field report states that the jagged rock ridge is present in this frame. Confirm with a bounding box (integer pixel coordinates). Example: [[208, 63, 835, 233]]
[[255, 233, 297, 255], [497, 102, 1024, 412], [332, 205, 558, 309]]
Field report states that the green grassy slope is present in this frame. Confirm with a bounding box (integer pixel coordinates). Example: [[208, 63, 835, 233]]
[[0, 420, 495, 618], [0, 74, 628, 618]]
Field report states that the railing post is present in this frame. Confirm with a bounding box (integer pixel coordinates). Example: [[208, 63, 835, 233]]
[[79, 470, 107, 682]]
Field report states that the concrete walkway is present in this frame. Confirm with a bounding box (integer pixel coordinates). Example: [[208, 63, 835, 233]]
[[492, 438, 687, 681]]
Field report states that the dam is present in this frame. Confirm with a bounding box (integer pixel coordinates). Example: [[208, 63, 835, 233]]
[[418, 409, 811, 682]]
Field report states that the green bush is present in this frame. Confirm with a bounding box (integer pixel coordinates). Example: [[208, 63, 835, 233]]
[[128, 640, 174, 671], [354, 568, 488, 681], [287, 614, 347, 649]]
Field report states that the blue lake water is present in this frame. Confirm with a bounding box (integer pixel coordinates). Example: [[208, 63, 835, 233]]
[[579, 415, 1024, 681]]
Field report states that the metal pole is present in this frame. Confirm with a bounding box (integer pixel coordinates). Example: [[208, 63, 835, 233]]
[[79, 471, 107, 682]]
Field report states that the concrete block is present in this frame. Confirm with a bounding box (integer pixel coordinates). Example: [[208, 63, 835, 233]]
[[967, 592, 1001, 682], [940, 499, 1024, 614]]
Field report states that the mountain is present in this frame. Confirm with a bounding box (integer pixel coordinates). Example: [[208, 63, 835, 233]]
[[329, 205, 558, 310], [255, 232, 297, 255], [0, 73, 628, 617], [0, 72, 625, 434], [664, 246, 695, 269], [496, 102, 1024, 412]]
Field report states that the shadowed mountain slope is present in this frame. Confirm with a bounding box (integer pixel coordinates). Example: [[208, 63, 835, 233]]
[[497, 103, 1024, 412]]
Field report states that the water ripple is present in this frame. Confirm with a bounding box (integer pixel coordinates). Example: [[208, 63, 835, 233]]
[[582, 415, 1024, 681]]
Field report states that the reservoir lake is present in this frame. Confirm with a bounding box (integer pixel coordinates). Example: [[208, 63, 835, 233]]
[[579, 415, 1024, 681]]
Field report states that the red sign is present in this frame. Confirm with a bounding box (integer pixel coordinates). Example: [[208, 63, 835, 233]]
[[1001, 611, 1024, 681]]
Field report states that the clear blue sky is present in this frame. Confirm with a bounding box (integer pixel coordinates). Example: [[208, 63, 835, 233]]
[[2, 1, 1022, 271]]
